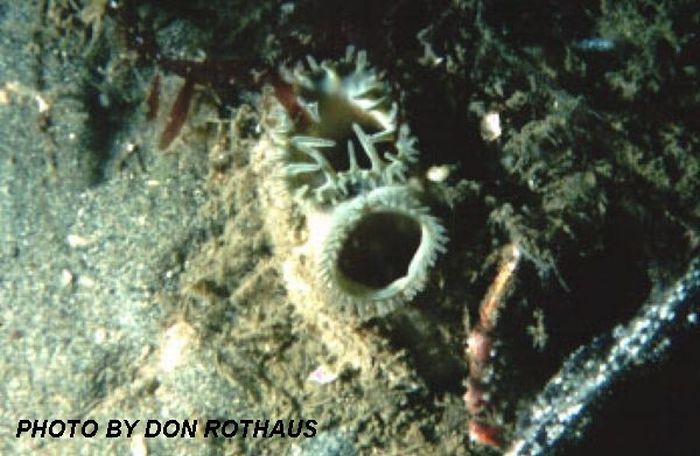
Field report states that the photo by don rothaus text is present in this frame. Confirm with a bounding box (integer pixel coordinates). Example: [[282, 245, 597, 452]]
[[15, 418, 318, 439]]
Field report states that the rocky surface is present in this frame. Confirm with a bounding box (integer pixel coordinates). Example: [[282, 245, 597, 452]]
[[1, 1, 698, 455]]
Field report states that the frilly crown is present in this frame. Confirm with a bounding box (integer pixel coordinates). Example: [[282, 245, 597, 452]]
[[263, 47, 419, 205]]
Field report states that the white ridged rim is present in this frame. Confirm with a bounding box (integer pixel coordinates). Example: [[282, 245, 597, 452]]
[[315, 186, 447, 319]]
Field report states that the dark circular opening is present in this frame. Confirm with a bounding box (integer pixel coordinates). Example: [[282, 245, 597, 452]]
[[337, 211, 422, 290]]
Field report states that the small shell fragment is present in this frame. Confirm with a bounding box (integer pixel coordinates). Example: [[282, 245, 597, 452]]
[[307, 364, 339, 385], [480, 111, 502, 142], [426, 165, 451, 183]]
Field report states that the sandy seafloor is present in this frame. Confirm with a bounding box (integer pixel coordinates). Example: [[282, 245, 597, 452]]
[[0, 1, 699, 455]]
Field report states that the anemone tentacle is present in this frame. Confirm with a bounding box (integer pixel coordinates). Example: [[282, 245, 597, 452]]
[[264, 47, 419, 205]]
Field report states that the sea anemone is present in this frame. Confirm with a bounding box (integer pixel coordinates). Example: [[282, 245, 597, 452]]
[[310, 186, 447, 318], [263, 47, 418, 204], [258, 48, 448, 319]]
